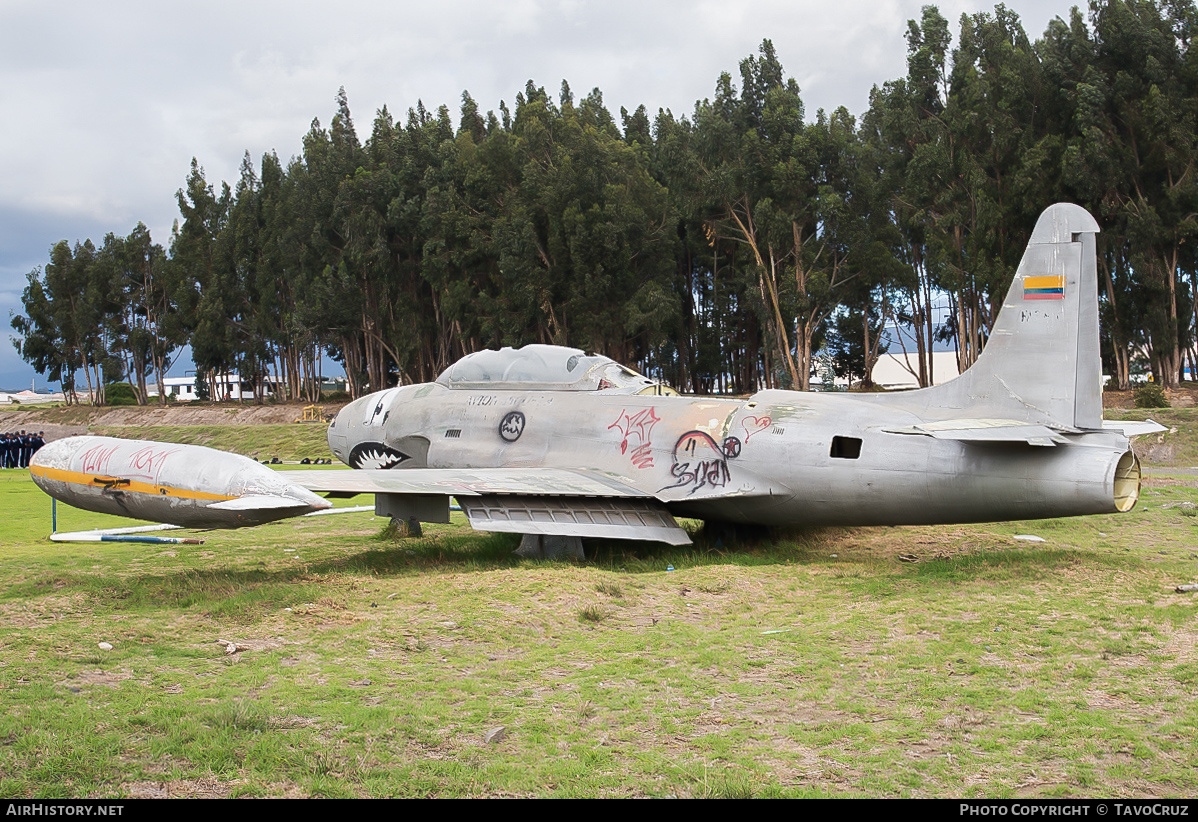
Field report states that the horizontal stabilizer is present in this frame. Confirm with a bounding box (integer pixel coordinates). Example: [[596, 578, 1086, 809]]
[[1102, 420, 1167, 438], [885, 418, 1074, 446], [458, 495, 692, 545]]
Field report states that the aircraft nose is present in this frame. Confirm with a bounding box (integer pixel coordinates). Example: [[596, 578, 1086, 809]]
[[29, 436, 71, 468], [326, 388, 407, 469]]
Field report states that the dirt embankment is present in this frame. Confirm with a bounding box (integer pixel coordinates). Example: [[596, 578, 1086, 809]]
[[1103, 385, 1198, 409], [0, 402, 346, 441]]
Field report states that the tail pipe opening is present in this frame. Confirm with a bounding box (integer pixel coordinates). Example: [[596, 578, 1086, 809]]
[[1113, 451, 1141, 513]]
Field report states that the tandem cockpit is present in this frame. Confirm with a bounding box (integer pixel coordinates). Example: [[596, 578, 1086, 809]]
[[434, 344, 677, 395], [328, 345, 677, 467]]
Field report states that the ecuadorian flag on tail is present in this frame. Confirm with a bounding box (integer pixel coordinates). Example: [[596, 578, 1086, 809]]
[[1023, 274, 1064, 301]]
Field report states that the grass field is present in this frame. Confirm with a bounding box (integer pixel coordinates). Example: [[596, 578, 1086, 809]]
[[87, 424, 331, 463], [2, 416, 1197, 797]]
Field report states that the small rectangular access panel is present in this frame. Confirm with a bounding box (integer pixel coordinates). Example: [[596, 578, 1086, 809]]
[[830, 436, 862, 459]]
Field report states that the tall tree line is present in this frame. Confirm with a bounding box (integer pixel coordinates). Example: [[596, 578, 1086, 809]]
[[15, 1, 1198, 403]]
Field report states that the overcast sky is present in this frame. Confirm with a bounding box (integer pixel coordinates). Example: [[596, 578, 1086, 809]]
[[0, 0, 1083, 390]]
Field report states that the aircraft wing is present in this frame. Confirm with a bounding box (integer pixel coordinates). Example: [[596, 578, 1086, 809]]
[[291, 467, 694, 545], [292, 466, 646, 497], [883, 417, 1076, 446]]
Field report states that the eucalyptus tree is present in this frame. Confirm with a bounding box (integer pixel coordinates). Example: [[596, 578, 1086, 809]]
[[66, 239, 115, 404], [1035, 0, 1198, 387], [420, 91, 513, 368], [694, 40, 858, 390], [294, 89, 376, 396], [933, 4, 1050, 372], [12, 240, 114, 404], [11, 258, 80, 402], [256, 150, 325, 402], [864, 5, 1061, 382], [185, 155, 268, 401], [387, 101, 456, 383], [828, 118, 906, 389], [170, 158, 229, 396], [642, 107, 703, 391], [329, 102, 407, 390], [550, 85, 677, 369], [858, 6, 954, 387], [433, 81, 677, 372], [97, 224, 176, 404], [1091, 0, 1198, 387], [1039, 5, 1138, 387]]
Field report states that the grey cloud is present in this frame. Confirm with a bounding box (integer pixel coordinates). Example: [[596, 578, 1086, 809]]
[[0, 0, 1080, 387]]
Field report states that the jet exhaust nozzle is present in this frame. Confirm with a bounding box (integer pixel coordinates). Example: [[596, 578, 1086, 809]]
[[1113, 450, 1140, 513]]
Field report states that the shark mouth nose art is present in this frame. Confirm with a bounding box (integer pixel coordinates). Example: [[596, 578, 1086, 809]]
[[348, 442, 409, 470]]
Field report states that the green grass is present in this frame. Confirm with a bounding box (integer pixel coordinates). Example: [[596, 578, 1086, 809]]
[[88, 424, 331, 462], [1105, 407, 1198, 467], [2, 464, 1197, 797]]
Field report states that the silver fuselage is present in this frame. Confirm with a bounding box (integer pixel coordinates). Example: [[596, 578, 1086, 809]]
[[328, 384, 1138, 527]]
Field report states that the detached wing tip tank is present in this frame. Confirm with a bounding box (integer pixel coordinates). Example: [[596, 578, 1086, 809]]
[[30, 436, 331, 530], [31, 203, 1148, 548]]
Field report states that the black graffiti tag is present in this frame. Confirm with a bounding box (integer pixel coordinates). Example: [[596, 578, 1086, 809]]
[[722, 436, 741, 458], [499, 411, 526, 442], [663, 430, 730, 495]]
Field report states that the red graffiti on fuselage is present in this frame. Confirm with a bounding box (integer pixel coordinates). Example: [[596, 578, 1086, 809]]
[[124, 444, 182, 482], [78, 443, 119, 475], [742, 415, 772, 442], [608, 407, 660, 469]]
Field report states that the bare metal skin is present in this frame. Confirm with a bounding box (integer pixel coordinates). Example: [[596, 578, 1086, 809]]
[[29, 204, 1152, 544], [30, 436, 331, 528], [313, 203, 1145, 542]]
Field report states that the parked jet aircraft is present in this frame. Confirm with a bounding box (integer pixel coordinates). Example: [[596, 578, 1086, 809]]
[[30, 204, 1157, 549]]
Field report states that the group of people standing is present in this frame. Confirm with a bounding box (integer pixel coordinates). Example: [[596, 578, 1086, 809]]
[[2, 430, 44, 469]]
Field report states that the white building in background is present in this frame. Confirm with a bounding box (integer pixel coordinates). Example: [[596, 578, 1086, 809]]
[[871, 351, 962, 390], [148, 374, 279, 402], [0, 390, 65, 404]]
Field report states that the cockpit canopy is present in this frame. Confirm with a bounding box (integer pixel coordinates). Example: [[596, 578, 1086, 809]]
[[434, 344, 677, 394]]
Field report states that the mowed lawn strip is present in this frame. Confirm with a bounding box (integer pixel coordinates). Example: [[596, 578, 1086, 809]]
[[2, 463, 1196, 797]]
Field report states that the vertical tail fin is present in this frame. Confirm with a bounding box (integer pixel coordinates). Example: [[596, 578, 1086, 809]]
[[922, 203, 1103, 429]]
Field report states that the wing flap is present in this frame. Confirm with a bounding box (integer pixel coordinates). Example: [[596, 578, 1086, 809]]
[[294, 467, 700, 544], [458, 495, 691, 545]]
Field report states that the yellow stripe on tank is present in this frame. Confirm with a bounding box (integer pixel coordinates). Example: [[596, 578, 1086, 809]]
[[29, 464, 235, 502]]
